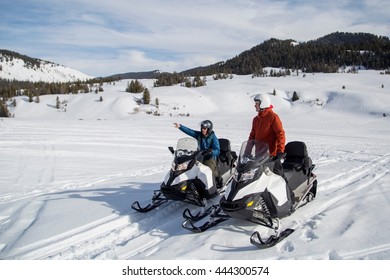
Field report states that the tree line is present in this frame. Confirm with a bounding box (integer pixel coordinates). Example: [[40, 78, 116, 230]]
[[182, 32, 390, 76], [1, 32, 389, 117], [0, 79, 107, 100]]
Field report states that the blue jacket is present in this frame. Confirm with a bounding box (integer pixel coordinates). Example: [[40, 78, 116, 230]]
[[179, 125, 220, 160]]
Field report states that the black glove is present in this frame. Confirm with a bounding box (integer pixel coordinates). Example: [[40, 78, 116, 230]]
[[201, 148, 212, 156], [272, 152, 286, 161]]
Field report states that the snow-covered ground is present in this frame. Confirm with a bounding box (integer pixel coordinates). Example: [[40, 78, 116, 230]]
[[0, 54, 93, 82], [1, 71, 389, 270]]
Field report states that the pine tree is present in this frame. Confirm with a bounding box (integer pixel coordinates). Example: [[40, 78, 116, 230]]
[[143, 88, 150, 104], [126, 80, 145, 93], [56, 96, 60, 109], [292, 91, 299, 102], [0, 99, 10, 117]]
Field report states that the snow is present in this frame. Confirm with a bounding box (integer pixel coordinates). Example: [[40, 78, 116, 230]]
[[0, 70, 390, 276], [0, 55, 94, 82]]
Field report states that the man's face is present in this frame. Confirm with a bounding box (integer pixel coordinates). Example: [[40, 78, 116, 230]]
[[255, 101, 261, 112]]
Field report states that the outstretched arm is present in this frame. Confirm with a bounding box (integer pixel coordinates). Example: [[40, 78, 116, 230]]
[[175, 123, 199, 139]]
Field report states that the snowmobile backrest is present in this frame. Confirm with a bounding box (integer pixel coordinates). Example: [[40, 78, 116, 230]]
[[218, 138, 237, 166], [219, 138, 231, 152], [285, 141, 308, 158], [283, 141, 312, 174]]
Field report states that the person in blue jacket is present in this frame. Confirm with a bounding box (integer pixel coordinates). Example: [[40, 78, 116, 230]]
[[174, 120, 222, 188]]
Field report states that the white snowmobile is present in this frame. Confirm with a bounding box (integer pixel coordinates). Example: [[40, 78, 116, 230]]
[[182, 139, 317, 248], [131, 137, 237, 213]]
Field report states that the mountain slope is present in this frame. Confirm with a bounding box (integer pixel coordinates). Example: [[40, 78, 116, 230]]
[[183, 32, 390, 76], [0, 49, 94, 82]]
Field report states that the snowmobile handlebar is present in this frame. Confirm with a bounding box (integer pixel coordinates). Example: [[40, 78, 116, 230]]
[[272, 152, 286, 161], [201, 148, 213, 156]]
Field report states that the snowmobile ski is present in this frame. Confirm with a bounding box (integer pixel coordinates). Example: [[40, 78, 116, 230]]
[[131, 190, 169, 213], [181, 185, 227, 221], [182, 205, 230, 233], [182, 203, 218, 222], [250, 228, 295, 249]]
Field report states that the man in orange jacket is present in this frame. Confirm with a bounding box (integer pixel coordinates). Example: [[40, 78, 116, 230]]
[[249, 93, 286, 157]]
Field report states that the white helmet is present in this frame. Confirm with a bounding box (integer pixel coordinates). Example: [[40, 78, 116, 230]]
[[253, 94, 271, 109]]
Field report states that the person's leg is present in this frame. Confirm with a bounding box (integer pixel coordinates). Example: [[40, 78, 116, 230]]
[[203, 158, 222, 188]]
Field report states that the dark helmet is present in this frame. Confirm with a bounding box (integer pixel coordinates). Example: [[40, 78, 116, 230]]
[[200, 120, 213, 135]]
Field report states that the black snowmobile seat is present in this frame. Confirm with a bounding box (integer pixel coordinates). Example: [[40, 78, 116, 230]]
[[218, 138, 237, 166], [219, 138, 231, 153], [215, 138, 236, 188], [282, 141, 312, 174]]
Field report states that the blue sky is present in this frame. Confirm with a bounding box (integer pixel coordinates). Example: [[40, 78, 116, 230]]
[[1, 0, 389, 77]]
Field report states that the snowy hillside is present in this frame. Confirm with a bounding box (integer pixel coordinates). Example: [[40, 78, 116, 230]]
[[0, 70, 390, 263], [0, 51, 94, 82]]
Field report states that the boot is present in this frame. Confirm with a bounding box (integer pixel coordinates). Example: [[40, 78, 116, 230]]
[[216, 176, 223, 189]]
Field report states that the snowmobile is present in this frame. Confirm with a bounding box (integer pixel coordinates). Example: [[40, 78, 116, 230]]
[[131, 137, 237, 213], [182, 139, 317, 248]]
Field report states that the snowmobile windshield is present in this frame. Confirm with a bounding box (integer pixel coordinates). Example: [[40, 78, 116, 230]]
[[174, 138, 199, 163], [238, 140, 270, 167]]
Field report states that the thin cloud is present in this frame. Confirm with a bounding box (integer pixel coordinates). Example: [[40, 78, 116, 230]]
[[1, 0, 389, 76]]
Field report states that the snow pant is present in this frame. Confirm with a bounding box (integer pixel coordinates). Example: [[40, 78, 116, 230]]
[[203, 158, 221, 187]]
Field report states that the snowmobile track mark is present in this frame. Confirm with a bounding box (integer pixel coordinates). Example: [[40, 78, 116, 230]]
[[3, 213, 131, 259], [320, 153, 390, 193], [271, 155, 389, 253], [341, 243, 390, 260]]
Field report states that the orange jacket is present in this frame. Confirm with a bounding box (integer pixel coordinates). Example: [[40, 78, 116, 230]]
[[249, 108, 285, 156]]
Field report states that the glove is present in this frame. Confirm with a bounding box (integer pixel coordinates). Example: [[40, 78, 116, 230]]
[[272, 152, 285, 161], [201, 148, 212, 156]]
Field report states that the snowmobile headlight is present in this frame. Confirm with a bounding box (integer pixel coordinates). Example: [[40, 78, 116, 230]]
[[239, 168, 256, 181], [172, 160, 190, 171]]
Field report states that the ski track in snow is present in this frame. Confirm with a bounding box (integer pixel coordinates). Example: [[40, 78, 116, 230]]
[[5, 153, 388, 260], [3, 200, 193, 259], [275, 153, 390, 259], [0, 164, 172, 259]]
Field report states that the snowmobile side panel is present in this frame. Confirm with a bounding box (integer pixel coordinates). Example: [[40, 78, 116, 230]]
[[224, 169, 288, 205], [261, 188, 292, 219], [170, 164, 200, 185], [284, 169, 307, 191], [196, 162, 214, 191]]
